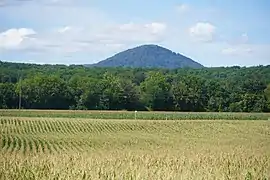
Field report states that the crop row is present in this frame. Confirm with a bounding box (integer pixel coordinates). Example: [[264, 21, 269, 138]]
[[0, 118, 161, 135], [0, 117, 179, 154], [1, 116, 270, 155], [0, 134, 97, 154], [0, 110, 269, 120]]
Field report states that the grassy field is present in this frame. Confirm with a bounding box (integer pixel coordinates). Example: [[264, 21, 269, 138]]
[[1, 109, 270, 120], [0, 110, 269, 179]]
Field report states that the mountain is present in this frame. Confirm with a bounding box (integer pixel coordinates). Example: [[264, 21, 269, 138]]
[[88, 44, 204, 69]]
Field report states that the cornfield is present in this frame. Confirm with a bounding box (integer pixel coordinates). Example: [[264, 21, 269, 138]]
[[0, 111, 269, 179], [0, 109, 269, 120]]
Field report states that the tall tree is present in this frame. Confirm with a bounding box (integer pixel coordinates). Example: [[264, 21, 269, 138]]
[[17, 75, 73, 109], [140, 72, 173, 111], [0, 83, 17, 109], [264, 84, 270, 112]]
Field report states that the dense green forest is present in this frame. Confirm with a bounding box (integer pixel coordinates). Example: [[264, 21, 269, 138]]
[[89, 45, 204, 69], [1, 61, 270, 112]]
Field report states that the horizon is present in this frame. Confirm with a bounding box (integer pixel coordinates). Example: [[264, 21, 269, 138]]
[[1, 58, 268, 68], [0, 0, 270, 67]]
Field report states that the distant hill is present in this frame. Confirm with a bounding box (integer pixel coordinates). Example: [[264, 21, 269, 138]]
[[87, 44, 204, 69]]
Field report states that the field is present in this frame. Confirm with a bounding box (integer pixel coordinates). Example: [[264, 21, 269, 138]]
[[0, 110, 269, 179]]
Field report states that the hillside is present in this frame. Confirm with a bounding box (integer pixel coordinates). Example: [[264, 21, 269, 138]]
[[88, 44, 204, 69]]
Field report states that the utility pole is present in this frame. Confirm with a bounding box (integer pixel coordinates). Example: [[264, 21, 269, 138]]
[[19, 77, 22, 110]]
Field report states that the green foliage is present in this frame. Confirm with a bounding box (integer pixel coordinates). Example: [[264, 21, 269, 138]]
[[17, 75, 73, 109], [0, 83, 17, 109], [140, 71, 173, 110], [0, 110, 269, 120], [264, 84, 270, 111], [0, 61, 270, 112]]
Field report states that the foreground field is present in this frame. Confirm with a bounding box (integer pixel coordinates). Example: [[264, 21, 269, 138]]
[[0, 115, 269, 179]]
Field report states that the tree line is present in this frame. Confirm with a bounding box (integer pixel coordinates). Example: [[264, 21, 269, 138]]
[[1, 61, 270, 112]]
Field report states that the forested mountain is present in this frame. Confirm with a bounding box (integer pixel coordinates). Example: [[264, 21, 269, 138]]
[[88, 45, 204, 69], [0, 61, 270, 112]]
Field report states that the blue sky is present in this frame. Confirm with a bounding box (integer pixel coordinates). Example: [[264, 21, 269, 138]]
[[0, 0, 269, 67]]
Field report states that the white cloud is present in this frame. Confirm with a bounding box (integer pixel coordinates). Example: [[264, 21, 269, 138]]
[[218, 44, 270, 66], [118, 23, 137, 32], [221, 34, 254, 56], [189, 22, 216, 42], [118, 22, 166, 35], [0, 28, 36, 49], [0, 21, 167, 55], [222, 47, 253, 56], [1, 1, 162, 56], [18, 28, 36, 36], [145, 22, 167, 34], [1, 1, 267, 67], [176, 4, 189, 13], [57, 26, 71, 33], [98, 22, 167, 45]]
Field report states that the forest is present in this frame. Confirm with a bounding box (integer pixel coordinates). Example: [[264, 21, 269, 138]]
[[0, 61, 270, 112]]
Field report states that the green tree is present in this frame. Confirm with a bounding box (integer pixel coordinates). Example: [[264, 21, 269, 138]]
[[140, 72, 173, 111], [17, 75, 73, 109], [99, 72, 131, 110], [264, 84, 270, 111], [174, 76, 207, 112], [240, 94, 267, 112], [171, 81, 188, 111], [0, 83, 17, 109], [68, 76, 100, 110]]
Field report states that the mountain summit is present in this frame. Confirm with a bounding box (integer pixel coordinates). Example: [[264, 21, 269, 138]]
[[89, 44, 204, 69]]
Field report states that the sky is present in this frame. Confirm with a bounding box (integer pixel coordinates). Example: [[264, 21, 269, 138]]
[[0, 0, 269, 67]]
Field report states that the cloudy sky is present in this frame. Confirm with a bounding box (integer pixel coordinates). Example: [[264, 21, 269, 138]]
[[0, 0, 269, 67]]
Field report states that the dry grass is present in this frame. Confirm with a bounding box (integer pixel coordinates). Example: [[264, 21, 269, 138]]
[[0, 116, 269, 179]]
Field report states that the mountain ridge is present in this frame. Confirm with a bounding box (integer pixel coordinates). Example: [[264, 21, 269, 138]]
[[87, 44, 204, 69]]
